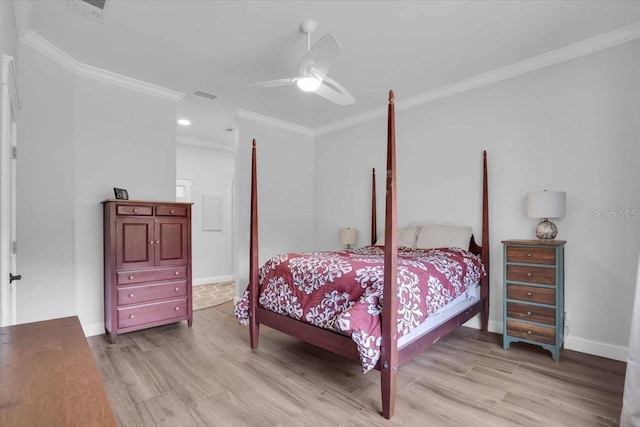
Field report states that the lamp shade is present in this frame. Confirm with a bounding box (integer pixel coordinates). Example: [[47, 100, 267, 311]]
[[339, 228, 358, 246], [526, 191, 566, 219]]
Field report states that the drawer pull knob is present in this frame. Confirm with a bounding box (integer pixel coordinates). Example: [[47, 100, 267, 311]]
[[174, 271, 180, 276], [149, 240, 154, 245], [527, 253, 532, 257], [527, 311, 532, 316], [527, 272, 532, 277], [170, 209, 175, 214], [128, 293, 135, 298], [129, 275, 134, 280], [175, 307, 180, 311], [174, 287, 179, 292], [155, 240, 160, 244], [129, 314, 135, 319], [527, 291, 532, 296], [527, 330, 532, 335], [133, 208, 138, 213]]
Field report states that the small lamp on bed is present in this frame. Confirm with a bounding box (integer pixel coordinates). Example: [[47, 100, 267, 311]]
[[339, 227, 358, 250], [526, 190, 566, 240]]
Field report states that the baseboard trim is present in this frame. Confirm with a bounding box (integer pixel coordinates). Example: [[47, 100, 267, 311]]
[[193, 275, 235, 286], [82, 322, 105, 338]]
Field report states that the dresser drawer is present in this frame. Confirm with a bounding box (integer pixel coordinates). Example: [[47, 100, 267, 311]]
[[507, 302, 555, 325], [156, 205, 188, 217], [117, 266, 188, 285], [507, 284, 555, 305], [506, 246, 556, 265], [507, 320, 555, 345], [117, 280, 188, 306], [117, 298, 188, 329], [506, 265, 555, 285], [116, 204, 153, 216]]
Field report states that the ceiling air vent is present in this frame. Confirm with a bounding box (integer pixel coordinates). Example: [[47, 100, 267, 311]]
[[192, 90, 218, 102], [67, 0, 108, 21]]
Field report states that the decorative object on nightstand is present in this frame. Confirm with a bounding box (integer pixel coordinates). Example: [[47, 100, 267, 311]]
[[502, 239, 566, 360], [526, 190, 566, 240], [339, 227, 358, 249]]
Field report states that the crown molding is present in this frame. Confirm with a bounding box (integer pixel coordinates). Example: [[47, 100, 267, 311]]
[[20, 31, 184, 102], [236, 109, 314, 137], [316, 22, 640, 136], [177, 135, 236, 152]]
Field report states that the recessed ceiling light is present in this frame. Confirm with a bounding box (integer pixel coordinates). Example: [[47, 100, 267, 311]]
[[177, 119, 191, 126]]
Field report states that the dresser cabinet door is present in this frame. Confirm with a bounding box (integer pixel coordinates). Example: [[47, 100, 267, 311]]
[[116, 218, 154, 269], [154, 218, 189, 266]]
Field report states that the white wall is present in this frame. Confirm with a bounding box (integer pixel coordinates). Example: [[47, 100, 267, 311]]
[[74, 75, 177, 333], [235, 119, 314, 297], [15, 42, 178, 333], [314, 39, 640, 360], [177, 141, 235, 284], [1, 0, 18, 60]]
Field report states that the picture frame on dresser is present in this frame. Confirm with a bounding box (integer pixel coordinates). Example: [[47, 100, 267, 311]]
[[113, 188, 129, 200], [502, 239, 566, 360]]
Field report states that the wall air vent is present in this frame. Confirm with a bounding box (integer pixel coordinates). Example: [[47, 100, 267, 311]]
[[192, 90, 218, 102], [67, 0, 108, 21]]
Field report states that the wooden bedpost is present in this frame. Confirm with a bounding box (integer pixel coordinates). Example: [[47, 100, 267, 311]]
[[480, 150, 490, 333], [371, 168, 377, 246], [249, 139, 260, 349], [380, 90, 398, 419]]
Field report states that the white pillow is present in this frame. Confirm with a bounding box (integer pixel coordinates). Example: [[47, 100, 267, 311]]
[[414, 223, 473, 250], [375, 226, 419, 248]]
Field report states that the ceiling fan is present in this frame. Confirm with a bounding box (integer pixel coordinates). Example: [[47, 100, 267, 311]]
[[250, 20, 355, 106]]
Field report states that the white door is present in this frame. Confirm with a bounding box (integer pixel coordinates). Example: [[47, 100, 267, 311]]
[[1, 55, 20, 326]]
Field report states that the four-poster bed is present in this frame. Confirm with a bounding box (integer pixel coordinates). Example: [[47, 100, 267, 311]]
[[236, 91, 490, 419]]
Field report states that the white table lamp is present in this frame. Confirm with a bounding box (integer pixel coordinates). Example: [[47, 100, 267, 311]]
[[526, 190, 566, 240], [339, 228, 358, 249]]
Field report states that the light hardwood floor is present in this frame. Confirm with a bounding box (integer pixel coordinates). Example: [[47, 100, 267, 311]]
[[87, 302, 626, 426]]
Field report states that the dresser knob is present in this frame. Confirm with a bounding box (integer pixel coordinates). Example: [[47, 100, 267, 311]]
[[174, 271, 180, 276], [155, 240, 160, 244], [527, 330, 532, 335], [133, 208, 138, 213], [175, 307, 180, 311], [150, 240, 154, 245], [527, 291, 532, 296], [170, 209, 175, 214], [527, 311, 532, 316], [128, 293, 135, 298], [129, 275, 134, 280], [129, 314, 135, 319], [174, 287, 179, 292], [527, 253, 532, 257], [527, 272, 532, 277]]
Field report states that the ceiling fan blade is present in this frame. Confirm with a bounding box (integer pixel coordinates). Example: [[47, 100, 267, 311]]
[[249, 78, 296, 88], [299, 33, 339, 77], [313, 75, 355, 105]]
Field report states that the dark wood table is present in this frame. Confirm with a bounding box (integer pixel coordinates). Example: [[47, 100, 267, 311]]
[[0, 316, 117, 426]]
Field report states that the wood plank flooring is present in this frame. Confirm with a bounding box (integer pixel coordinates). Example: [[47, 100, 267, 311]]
[[87, 302, 626, 426]]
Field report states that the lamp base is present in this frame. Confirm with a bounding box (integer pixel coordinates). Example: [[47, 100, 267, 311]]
[[535, 218, 558, 240]]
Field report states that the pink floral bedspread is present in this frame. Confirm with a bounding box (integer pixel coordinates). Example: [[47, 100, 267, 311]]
[[235, 246, 485, 373]]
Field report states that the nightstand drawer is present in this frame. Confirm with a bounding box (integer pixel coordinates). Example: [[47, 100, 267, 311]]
[[506, 246, 556, 265], [507, 302, 555, 325], [507, 284, 555, 305], [507, 320, 555, 345], [506, 265, 555, 285]]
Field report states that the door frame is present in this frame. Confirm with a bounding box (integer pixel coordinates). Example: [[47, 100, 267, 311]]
[[1, 55, 21, 326]]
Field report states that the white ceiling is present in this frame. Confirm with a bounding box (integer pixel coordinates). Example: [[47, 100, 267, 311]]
[[19, 0, 640, 141]]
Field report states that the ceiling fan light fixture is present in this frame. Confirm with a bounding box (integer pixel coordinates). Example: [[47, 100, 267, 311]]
[[296, 77, 321, 92]]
